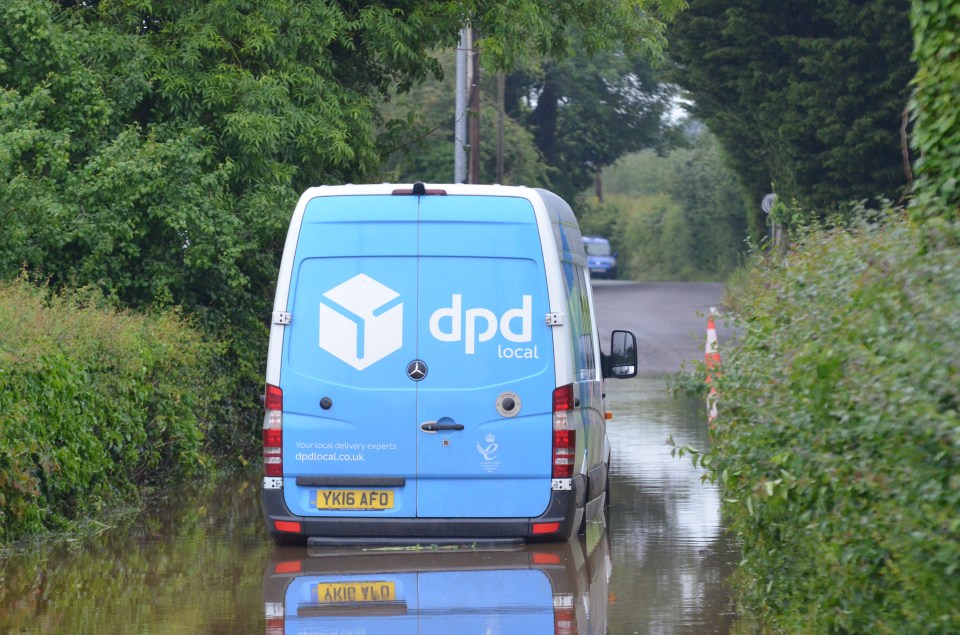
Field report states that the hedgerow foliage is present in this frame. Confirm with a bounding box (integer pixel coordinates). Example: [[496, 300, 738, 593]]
[[578, 132, 748, 280], [909, 0, 960, 221], [0, 0, 686, 464], [686, 4, 960, 629], [0, 281, 220, 542], [667, 0, 915, 225], [702, 213, 959, 632], [671, 1, 959, 631]]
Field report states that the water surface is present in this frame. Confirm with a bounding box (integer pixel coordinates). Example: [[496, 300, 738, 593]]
[[1, 378, 735, 634]]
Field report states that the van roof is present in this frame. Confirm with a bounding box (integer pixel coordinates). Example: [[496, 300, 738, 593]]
[[296, 184, 584, 265]]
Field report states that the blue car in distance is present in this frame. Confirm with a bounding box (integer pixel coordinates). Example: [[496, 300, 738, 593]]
[[582, 236, 617, 280]]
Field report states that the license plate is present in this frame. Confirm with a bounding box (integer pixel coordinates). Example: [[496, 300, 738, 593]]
[[315, 581, 397, 604], [316, 489, 394, 510]]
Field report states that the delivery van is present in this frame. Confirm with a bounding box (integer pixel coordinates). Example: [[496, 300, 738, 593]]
[[262, 183, 637, 545]]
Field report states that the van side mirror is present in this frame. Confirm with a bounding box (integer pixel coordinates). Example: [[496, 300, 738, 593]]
[[603, 330, 637, 379]]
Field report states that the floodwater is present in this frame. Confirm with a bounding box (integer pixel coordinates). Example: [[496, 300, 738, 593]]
[[605, 378, 738, 634], [0, 377, 736, 634]]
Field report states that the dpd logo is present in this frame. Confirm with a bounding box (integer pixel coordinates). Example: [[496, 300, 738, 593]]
[[319, 274, 403, 370], [429, 294, 532, 355]]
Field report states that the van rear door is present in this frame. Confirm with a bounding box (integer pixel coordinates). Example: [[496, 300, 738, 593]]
[[280, 193, 554, 523], [280, 195, 420, 518], [415, 195, 554, 518]]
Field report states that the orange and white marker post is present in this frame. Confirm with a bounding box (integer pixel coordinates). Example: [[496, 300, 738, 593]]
[[705, 307, 721, 423]]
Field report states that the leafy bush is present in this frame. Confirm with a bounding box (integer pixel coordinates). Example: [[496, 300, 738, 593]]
[[699, 213, 959, 632], [0, 281, 221, 542], [579, 133, 749, 280], [910, 0, 960, 221], [580, 191, 738, 282]]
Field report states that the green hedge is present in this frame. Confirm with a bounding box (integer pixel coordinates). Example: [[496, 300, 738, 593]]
[[579, 135, 749, 282], [910, 0, 960, 222], [702, 214, 959, 632], [0, 281, 220, 542]]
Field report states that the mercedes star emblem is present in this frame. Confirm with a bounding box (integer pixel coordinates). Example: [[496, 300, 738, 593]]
[[406, 359, 427, 381]]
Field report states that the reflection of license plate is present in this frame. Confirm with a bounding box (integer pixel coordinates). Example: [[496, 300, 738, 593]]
[[590, 267, 604, 273], [315, 581, 397, 604], [316, 489, 394, 510]]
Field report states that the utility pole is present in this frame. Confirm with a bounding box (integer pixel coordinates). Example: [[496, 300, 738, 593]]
[[453, 28, 468, 183], [497, 73, 505, 184], [467, 26, 480, 184]]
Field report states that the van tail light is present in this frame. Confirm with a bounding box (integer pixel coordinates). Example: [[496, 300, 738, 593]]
[[273, 560, 302, 575], [263, 384, 283, 477], [552, 384, 575, 412], [552, 384, 576, 479], [532, 522, 561, 535], [274, 520, 302, 533]]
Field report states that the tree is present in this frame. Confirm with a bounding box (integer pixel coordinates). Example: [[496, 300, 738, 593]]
[[668, 1, 915, 229], [507, 49, 682, 202], [386, 44, 684, 201], [580, 130, 748, 280], [379, 50, 555, 186], [1, 0, 684, 455], [909, 0, 960, 222], [2, 0, 685, 308]]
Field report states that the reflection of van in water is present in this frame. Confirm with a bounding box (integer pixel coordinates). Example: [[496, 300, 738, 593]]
[[262, 528, 610, 634], [582, 236, 617, 280], [262, 183, 637, 545]]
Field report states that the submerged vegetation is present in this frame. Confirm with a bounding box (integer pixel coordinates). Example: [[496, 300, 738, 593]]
[[0, 280, 221, 542]]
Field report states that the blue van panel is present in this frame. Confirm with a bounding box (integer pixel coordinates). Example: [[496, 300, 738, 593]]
[[282, 196, 420, 518], [417, 256, 551, 386], [416, 196, 553, 518], [280, 193, 554, 522], [418, 476, 548, 517]]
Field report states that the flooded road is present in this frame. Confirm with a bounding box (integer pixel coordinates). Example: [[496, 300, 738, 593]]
[[1, 379, 734, 634], [1, 282, 738, 634], [605, 378, 737, 634]]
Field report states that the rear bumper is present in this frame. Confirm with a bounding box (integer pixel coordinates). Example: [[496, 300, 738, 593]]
[[588, 266, 617, 279], [261, 476, 586, 546]]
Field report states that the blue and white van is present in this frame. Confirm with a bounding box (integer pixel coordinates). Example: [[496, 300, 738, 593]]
[[262, 183, 637, 545]]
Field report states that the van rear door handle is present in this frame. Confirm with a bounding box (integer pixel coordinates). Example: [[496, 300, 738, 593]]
[[420, 421, 465, 433]]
